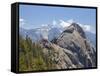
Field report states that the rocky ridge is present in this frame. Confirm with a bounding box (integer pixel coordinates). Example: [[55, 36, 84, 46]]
[[39, 23, 96, 69]]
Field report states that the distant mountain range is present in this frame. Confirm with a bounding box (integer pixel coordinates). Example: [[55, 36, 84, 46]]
[[20, 24, 63, 42], [85, 31, 96, 46], [20, 22, 96, 46]]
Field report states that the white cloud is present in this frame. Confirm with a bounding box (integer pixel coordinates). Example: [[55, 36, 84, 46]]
[[84, 25, 95, 34], [19, 18, 28, 29], [67, 19, 75, 24], [59, 19, 76, 28], [20, 18, 24, 22], [41, 24, 48, 27], [84, 25, 91, 32], [52, 20, 57, 25], [78, 23, 95, 34], [59, 19, 95, 34], [59, 20, 71, 28], [19, 18, 25, 25]]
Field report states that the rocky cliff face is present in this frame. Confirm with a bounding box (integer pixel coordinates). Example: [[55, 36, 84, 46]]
[[40, 23, 96, 69]]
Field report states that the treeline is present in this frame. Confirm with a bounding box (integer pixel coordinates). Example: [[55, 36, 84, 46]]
[[19, 35, 56, 71]]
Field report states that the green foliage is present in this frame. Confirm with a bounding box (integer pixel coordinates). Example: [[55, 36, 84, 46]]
[[19, 35, 56, 71]]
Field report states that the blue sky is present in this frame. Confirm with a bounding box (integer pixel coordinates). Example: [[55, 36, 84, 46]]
[[19, 4, 96, 33]]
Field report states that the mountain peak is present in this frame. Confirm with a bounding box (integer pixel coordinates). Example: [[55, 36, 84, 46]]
[[69, 23, 83, 31], [70, 22, 80, 28], [63, 22, 86, 38]]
